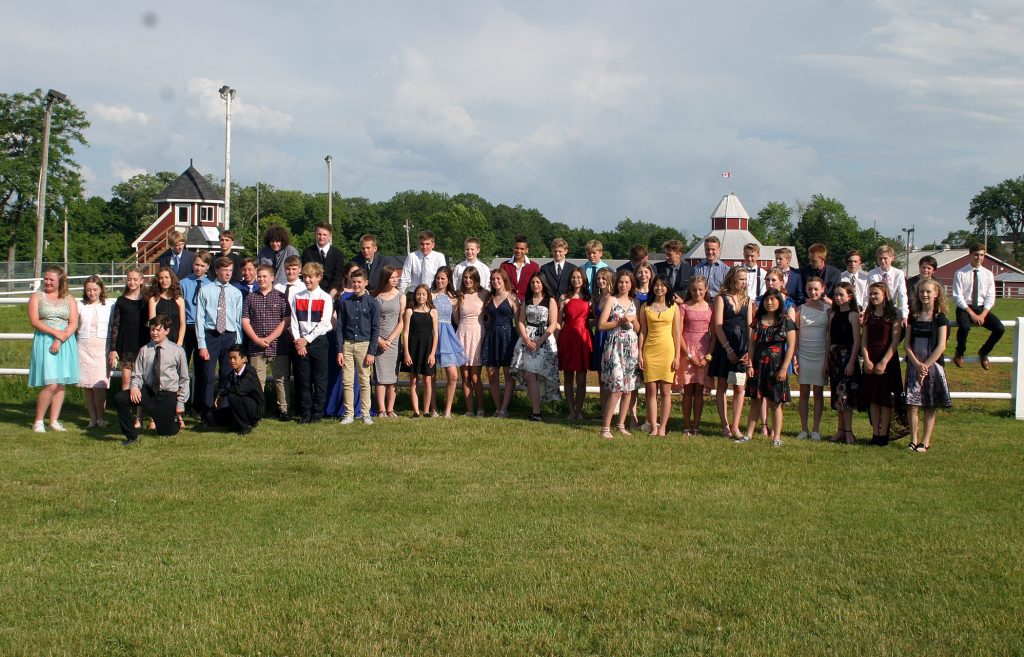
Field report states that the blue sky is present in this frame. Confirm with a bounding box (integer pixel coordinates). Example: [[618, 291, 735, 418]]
[[4, 0, 1022, 245]]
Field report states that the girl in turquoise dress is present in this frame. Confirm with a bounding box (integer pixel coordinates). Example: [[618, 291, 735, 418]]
[[28, 266, 80, 432]]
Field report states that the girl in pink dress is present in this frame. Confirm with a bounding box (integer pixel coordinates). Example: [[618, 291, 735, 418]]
[[456, 267, 487, 416], [677, 275, 715, 434]]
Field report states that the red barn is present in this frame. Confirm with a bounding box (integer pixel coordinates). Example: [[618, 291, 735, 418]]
[[132, 162, 225, 266], [906, 246, 1024, 297]]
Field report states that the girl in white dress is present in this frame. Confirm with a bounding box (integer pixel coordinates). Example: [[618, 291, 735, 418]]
[[795, 277, 831, 440], [77, 276, 113, 428]]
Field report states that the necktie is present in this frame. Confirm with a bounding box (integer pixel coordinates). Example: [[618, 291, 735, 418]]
[[153, 345, 162, 392], [883, 271, 890, 288], [669, 267, 677, 289], [556, 264, 562, 278], [321, 249, 327, 263], [285, 283, 293, 301], [192, 280, 201, 306], [216, 284, 227, 333], [972, 269, 979, 307], [172, 255, 179, 272]]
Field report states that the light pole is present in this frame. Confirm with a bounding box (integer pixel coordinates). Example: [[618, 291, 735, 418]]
[[34, 89, 67, 283], [325, 155, 333, 226], [219, 84, 235, 230]]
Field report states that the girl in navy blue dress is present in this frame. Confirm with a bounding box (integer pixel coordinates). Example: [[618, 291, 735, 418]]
[[481, 269, 519, 417]]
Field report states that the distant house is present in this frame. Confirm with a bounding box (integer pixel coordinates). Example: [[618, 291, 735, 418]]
[[905, 246, 1024, 297], [131, 162, 226, 266], [684, 193, 799, 270]]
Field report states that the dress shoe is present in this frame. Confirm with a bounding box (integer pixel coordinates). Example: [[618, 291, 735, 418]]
[[979, 354, 991, 370], [953, 354, 964, 368], [237, 425, 253, 436], [122, 436, 140, 446]]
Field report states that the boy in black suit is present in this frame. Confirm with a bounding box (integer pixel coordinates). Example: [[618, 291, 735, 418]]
[[213, 346, 265, 434], [301, 222, 347, 298], [539, 238, 577, 297]]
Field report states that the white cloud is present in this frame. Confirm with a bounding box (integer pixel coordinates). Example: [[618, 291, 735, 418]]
[[111, 159, 148, 182], [185, 77, 294, 133], [92, 103, 150, 126]]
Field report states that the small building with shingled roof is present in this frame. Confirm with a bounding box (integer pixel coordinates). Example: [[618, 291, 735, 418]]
[[685, 192, 798, 270]]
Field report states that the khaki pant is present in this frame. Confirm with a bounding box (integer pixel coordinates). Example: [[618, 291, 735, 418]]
[[251, 353, 291, 414], [342, 341, 372, 418]]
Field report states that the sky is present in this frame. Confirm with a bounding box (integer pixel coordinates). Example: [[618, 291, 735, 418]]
[[4, 0, 1023, 246]]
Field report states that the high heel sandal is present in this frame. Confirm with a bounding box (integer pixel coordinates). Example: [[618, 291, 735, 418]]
[[600, 427, 613, 439], [617, 423, 632, 436]]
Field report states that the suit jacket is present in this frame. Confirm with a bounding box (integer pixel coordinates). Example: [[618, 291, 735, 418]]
[[207, 252, 243, 283], [800, 263, 842, 300], [159, 249, 196, 280], [782, 268, 805, 305], [653, 261, 695, 299], [349, 254, 385, 294], [539, 260, 578, 298], [219, 365, 265, 418], [301, 244, 347, 296], [500, 260, 541, 300]]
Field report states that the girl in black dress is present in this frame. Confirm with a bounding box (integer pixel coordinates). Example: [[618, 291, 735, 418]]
[[709, 266, 752, 440], [402, 285, 438, 417], [109, 269, 148, 428], [742, 289, 796, 447], [828, 282, 861, 444]]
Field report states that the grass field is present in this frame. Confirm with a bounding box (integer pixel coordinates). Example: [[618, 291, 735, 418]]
[[0, 301, 1022, 655]]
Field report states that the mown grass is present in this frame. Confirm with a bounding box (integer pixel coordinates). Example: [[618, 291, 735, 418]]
[[0, 301, 1022, 656], [1, 399, 1022, 656]]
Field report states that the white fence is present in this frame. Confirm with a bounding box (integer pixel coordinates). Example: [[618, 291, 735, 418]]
[[2, 299, 1022, 419]]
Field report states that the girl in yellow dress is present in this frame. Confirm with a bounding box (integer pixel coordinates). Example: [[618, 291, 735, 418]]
[[638, 276, 680, 436]]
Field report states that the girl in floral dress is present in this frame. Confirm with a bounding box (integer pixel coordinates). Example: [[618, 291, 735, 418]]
[[904, 280, 952, 453], [510, 273, 561, 421], [598, 270, 640, 438], [742, 290, 796, 447], [677, 275, 714, 435], [558, 268, 592, 421], [589, 269, 615, 420]]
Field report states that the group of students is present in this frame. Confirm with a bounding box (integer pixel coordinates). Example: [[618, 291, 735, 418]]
[[26, 224, 1002, 451]]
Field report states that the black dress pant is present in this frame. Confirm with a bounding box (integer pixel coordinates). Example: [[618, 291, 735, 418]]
[[116, 387, 180, 439], [955, 306, 1004, 357], [214, 395, 262, 431], [294, 337, 328, 420]]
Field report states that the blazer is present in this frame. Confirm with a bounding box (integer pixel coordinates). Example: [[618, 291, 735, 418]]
[[301, 244, 347, 296], [206, 252, 243, 283], [499, 259, 541, 300], [800, 263, 842, 300], [348, 253, 385, 294], [653, 260, 695, 299], [218, 365, 265, 418], [159, 249, 196, 280], [782, 268, 805, 306], [539, 260, 578, 298]]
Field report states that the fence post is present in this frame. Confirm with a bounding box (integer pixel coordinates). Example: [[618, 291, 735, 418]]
[[1014, 318, 1024, 420]]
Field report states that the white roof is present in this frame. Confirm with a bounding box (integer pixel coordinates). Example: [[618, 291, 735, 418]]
[[710, 193, 750, 219], [683, 231, 800, 267]]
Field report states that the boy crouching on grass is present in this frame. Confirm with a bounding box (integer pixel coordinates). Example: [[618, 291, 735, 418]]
[[213, 346, 265, 435], [116, 315, 189, 446]]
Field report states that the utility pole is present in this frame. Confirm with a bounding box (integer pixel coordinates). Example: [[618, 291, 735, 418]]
[[34, 89, 67, 284], [325, 155, 333, 225], [219, 85, 236, 230], [901, 225, 915, 275]]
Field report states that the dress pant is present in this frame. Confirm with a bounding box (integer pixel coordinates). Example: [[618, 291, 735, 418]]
[[955, 306, 1004, 357], [183, 324, 205, 414], [201, 330, 238, 415], [116, 387, 180, 439], [294, 336, 328, 420], [342, 341, 372, 418], [214, 394, 262, 430]]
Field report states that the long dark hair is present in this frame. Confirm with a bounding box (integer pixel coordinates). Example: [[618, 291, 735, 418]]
[[431, 266, 457, 298], [754, 289, 786, 327], [647, 275, 674, 307], [525, 272, 553, 307], [831, 281, 859, 314], [374, 265, 398, 295]]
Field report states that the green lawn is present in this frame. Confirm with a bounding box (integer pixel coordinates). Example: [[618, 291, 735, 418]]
[[0, 300, 1022, 656]]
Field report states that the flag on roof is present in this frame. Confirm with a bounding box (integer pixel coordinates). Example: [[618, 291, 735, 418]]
[[722, 171, 731, 178]]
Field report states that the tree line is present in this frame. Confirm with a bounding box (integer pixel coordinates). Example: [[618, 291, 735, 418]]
[[4, 88, 1021, 271]]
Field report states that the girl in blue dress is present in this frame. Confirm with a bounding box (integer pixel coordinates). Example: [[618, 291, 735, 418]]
[[28, 266, 80, 432], [430, 267, 466, 418], [481, 269, 518, 417]]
